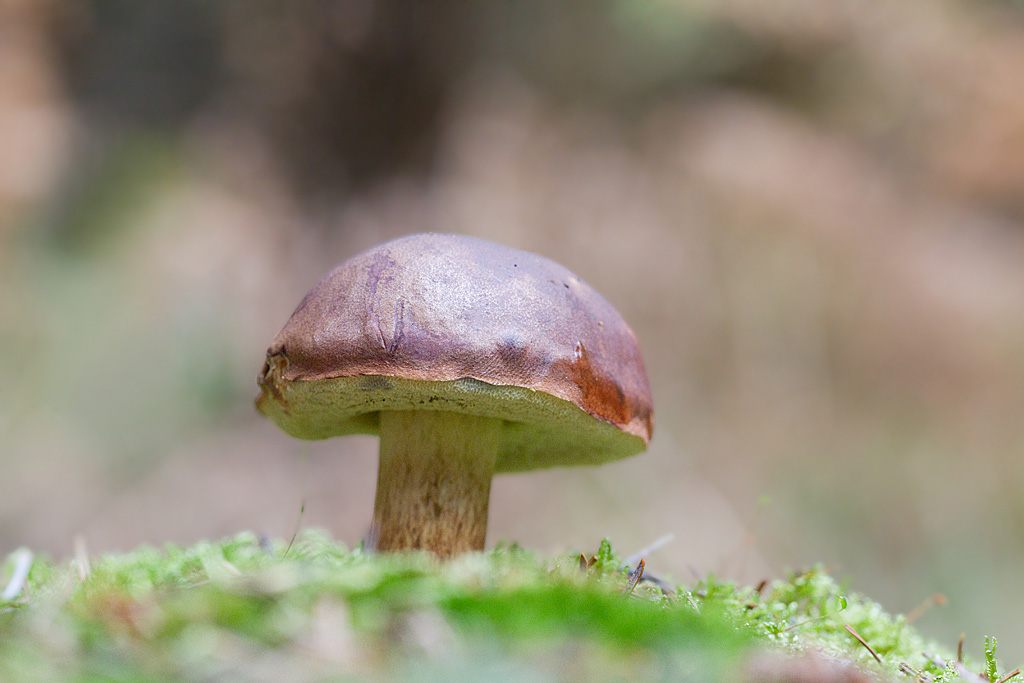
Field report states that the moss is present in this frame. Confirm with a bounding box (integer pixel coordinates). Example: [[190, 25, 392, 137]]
[[0, 532, 1019, 682]]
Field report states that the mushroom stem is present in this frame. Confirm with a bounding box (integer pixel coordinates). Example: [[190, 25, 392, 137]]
[[372, 410, 501, 557]]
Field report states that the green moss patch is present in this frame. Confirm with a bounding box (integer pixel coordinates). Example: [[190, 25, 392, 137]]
[[0, 532, 1018, 682]]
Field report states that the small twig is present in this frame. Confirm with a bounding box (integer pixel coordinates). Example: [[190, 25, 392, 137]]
[[782, 614, 829, 633], [958, 633, 965, 663], [578, 553, 588, 572], [284, 501, 306, 558], [905, 593, 947, 625], [625, 534, 674, 567], [996, 669, 1022, 683], [953, 661, 988, 683], [782, 594, 847, 632], [623, 559, 645, 595], [2, 549, 34, 601], [898, 662, 926, 681], [74, 534, 91, 580], [844, 624, 882, 665]]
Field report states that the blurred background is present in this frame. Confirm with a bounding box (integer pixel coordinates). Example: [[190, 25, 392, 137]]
[[3, 0, 1024, 660]]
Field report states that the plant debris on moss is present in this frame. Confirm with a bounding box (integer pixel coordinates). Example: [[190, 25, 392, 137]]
[[0, 531, 1018, 682]]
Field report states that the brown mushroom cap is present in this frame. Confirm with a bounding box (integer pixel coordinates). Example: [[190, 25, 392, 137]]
[[256, 233, 653, 472]]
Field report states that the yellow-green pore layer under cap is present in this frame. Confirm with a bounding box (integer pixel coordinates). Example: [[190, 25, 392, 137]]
[[256, 373, 646, 473]]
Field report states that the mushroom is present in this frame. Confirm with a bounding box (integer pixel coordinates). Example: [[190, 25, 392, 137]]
[[256, 233, 653, 557]]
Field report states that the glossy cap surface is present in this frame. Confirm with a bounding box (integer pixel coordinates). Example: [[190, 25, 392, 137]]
[[256, 233, 653, 471]]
